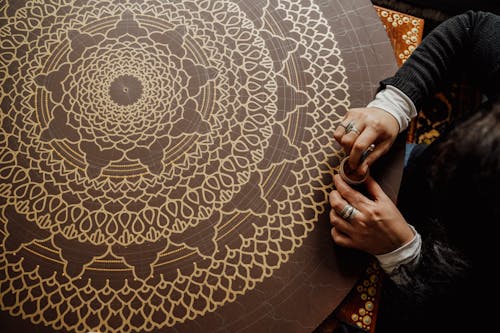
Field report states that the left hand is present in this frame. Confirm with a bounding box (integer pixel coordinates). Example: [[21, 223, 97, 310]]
[[333, 107, 399, 175], [328, 174, 414, 256]]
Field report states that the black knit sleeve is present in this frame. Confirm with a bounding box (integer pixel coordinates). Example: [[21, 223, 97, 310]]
[[375, 219, 471, 332], [380, 10, 500, 110], [385, 229, 469, 304]]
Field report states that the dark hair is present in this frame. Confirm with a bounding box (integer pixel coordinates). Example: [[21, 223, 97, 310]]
[[429, 99, 500, 211], [425, 98, 500, 254]]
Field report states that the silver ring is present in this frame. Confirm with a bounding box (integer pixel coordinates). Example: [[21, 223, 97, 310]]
[[360, 143, 376, 163], [339, 204, 357, 221], [345, 121, 360, 135]]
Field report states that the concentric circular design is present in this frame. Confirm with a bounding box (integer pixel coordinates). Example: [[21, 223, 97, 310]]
[[109, 75, 143, 106], [0, 1, 352, 332]]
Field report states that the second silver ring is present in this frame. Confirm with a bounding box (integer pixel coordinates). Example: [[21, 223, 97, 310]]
[[360, 143, 376, 163]]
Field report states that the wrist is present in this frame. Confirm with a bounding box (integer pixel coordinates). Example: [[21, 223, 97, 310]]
[[375, 224, 421, 274], [367, 85, 417, 133]]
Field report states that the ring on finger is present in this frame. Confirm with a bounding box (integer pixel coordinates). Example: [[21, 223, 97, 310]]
[[339, 203, 358, 222], [360, 143, 376, 163], [345, 121, 360, 135]]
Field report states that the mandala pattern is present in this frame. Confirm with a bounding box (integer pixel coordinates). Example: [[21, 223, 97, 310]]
[[0, 0, 349, 332]]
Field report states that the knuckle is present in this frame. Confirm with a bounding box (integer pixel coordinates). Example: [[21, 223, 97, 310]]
[[352, 141, 365, 153], [371, 119, 387, 132], [329, 190, 340, 203], [329, 209, 336, 221], [340, 136, 354, 146], [332, 201, 343, 212], [364, 205, 380, 220]]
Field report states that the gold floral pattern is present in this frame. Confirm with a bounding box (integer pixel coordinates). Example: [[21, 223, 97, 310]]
[[0, 1, 350, 332]]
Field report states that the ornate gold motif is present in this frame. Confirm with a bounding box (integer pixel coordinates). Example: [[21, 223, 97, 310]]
[[350, 261, 381, 331], [0, 1, 349, 332], [374, 6, 424, 66]]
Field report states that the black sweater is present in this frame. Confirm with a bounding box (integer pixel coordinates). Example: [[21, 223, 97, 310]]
[[375, 11, 500, 333], [380, 10, 500, 108]]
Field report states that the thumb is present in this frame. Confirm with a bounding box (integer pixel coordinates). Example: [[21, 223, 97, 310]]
[[364, 176, 388, 201]]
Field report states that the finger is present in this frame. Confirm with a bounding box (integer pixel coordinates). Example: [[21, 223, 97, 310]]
[[329, 189, 350, 215], [359, 139, 393, 172], [339, 121, 365, 156], [329, 208, 336, 225], [335, 115, 365, 150], [345, 119, 364, 136], [333, 114, 352, 140], [333, 119, 348, 141], [363, 176, 390, 202], [358, 148, 384, 175], [331, 226, 353, 248], [348, 126, 379, 170], [329, 207, 355, 233], [329, 192, 359, 230], [333, 173, 368, 207]]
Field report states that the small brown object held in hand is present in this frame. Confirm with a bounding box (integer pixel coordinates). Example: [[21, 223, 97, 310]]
[[340, 157, 369, 185], [339, 144, 375, 185]]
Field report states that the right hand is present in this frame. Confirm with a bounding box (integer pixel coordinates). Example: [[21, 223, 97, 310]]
[[333, 107, 399, 174], [329, 174, 414, 256]]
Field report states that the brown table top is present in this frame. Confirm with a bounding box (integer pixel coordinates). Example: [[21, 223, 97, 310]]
[[0, 1, 401, 332]]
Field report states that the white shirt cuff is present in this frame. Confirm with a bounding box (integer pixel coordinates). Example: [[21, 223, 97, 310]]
[[366, 85, 417, 133], [375, 224, 422, 274]]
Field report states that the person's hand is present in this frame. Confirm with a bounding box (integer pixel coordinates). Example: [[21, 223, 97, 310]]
[[328, 174, 414, 256], [333, 107, 399, 175]]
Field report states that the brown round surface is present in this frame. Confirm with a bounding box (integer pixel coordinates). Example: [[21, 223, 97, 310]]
[[0, 1, 401, 332]]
